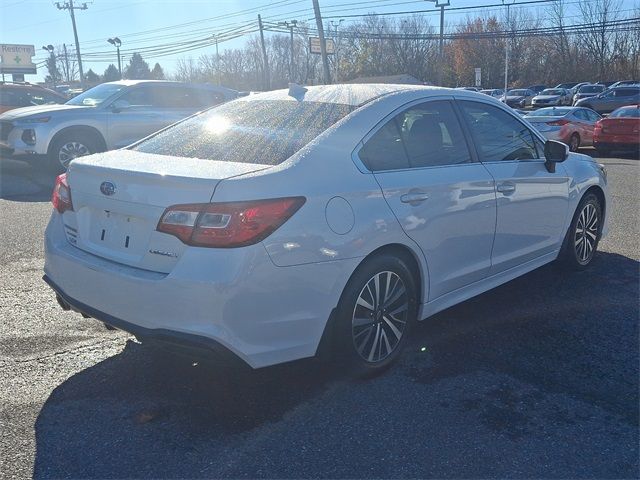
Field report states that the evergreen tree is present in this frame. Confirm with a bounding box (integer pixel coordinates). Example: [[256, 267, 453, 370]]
[[45, 55, 62, 85], [84, 68, 101, 84], [125, 53, 151, 79], [151, 63, 165, 80], [103, 64, 121, 82]]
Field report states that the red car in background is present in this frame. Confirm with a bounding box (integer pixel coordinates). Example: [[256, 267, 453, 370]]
[[593, 105, 640, 156]]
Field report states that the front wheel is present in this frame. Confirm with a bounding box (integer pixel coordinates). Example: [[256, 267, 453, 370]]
[[569, 133, 580, 152], [334, 254, 418, 376], [48, 133, 99, 172], [559, 193, 602, 269]]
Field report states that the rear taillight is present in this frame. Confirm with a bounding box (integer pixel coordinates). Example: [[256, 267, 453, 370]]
[[51, 173, 73, 214], [157, 197, 306, 248], [547, 119, 569, 126]]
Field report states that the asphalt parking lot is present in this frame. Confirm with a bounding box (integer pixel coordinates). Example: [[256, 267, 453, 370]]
[[0, 151, 638, 479]]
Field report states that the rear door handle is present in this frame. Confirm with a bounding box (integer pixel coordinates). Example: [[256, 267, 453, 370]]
[[400, 192, 430, 205], [496, 182, 516, 194]]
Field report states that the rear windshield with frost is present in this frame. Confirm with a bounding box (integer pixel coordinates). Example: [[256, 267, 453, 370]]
[[133, 99, 355, 165]]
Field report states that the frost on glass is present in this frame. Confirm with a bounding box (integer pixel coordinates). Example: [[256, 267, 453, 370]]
[[134, 100, 354, 165]]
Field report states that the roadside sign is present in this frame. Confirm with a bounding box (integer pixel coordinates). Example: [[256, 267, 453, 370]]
[[0, 44, 37, 74], [309, 37, 335, 55], [474, 68, 481, 87]]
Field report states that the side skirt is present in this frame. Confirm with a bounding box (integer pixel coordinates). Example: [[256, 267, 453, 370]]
[[418, 250, 560, 320]]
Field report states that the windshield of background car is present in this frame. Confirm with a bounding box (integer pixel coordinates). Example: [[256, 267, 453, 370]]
[[541, 89, 563, 95], [66, 83, 126, 106], [508, 90, 527, 96], [527, 107, 571, 117], [132, 99, 355, 165], [610, 107, 640, 118], [579, 85, 604, 93]]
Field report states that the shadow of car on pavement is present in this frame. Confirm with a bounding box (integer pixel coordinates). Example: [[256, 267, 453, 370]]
[[32, 250, 639, 478]]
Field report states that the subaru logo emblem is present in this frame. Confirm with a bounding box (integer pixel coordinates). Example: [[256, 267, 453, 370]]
[[100, 181, 116, 196]]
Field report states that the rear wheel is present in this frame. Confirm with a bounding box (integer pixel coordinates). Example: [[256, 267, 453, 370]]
[[334, 254, 418, 376], [569, 133, 580, 152], [559, 193, 602, 269]]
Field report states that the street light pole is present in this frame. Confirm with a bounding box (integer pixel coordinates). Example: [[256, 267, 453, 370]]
[[502, 0, 515, 99], [42, 45, 56, 87], [330, 19, 343, 82], [278, 20, 298, 82], [107, 37, 122, 79], [426, 1, 449, 86]]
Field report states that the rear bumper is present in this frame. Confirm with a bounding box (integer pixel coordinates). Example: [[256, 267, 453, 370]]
[[43, 274, 247, 367], [594, 135, 639, 150], [44, 213, 358, 368]]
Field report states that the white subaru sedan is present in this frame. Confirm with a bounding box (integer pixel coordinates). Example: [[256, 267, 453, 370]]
[[44, 84, 609, 374]]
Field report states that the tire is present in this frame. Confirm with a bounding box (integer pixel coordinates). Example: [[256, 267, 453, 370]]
[[334, 254, 418, 376], [569, 133, 580, 152], [47, 131, 100, 172], [559, 192, 602, 269]]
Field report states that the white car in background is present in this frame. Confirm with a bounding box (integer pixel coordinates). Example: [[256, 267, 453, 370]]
[[44, 85, 609, 374]]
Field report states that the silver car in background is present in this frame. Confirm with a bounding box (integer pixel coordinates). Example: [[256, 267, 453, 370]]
[[0, 80, 238, 171], [573, 84, 606, 105], [532, 88, 572, 108], [480, 88, 504, 98]]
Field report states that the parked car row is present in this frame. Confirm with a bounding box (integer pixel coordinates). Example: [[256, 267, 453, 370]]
[[523, 104, 639, 154]]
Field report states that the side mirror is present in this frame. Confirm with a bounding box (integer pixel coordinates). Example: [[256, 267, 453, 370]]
[[111, 99, 130, 113], [544, 140, 569, 173]]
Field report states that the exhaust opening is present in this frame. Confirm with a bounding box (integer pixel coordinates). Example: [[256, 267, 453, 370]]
[[56, 294, 70, 311]]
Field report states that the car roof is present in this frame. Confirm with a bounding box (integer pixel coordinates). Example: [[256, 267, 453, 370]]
[[239, 83, 448, 107], [103, 79, 237, 92]]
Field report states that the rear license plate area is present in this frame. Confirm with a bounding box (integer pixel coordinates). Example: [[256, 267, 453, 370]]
[[89, 210, 149, 254]]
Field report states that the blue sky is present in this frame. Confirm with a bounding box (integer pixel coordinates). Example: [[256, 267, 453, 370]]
[[1, 0, 638, 82]]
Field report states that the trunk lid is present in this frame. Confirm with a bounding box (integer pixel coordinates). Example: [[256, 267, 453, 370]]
[[64, 150, 269, 272], [600, 117, 639, 135]]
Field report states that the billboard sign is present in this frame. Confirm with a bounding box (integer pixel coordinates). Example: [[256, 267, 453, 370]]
[[0, 44, 37, 74], [309, 37, 335, 55]]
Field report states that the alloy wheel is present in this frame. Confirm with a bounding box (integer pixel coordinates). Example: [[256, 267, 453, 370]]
[[58, 141, 90, 168], [570, 134, 580, 152], [574, 203, 599, 265], [351, 271, 409, 363]]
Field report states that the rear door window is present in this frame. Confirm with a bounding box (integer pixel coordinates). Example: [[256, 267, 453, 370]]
[[359, 100, 471, 171]]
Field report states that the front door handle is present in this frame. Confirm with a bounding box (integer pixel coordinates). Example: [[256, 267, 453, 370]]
[[496, 182, 516, 194], [400, 191, 430, 205]]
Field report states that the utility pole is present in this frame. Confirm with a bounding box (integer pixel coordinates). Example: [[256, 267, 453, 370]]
[[62, 44, 71, 83], [312, 0, 331, 84], [502, 0, 515, 99], [56, 0, 87, 90], [213, 34, 220, 85], [330, 19, 343, 82], [278, 20, 298, 82], [427, 0, 449, 86], [257, 14, 270, 90]]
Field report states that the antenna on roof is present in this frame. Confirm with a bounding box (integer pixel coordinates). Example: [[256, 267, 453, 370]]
[[288, 83, 307, 100]]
